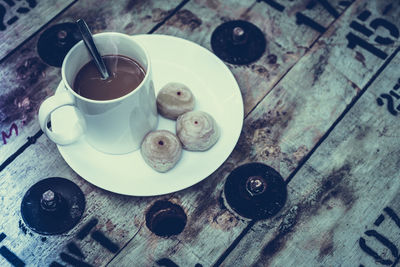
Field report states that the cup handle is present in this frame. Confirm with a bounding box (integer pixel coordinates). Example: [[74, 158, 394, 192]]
[[38, 91, 85, 145]]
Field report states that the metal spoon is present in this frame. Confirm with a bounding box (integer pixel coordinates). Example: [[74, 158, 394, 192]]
[[76, 19, 110, 80]]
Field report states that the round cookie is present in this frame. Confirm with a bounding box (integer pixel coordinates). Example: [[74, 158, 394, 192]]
[[156, 82, 195, 120], [176, 111, 219, 151], [141, 130, 182, 173]]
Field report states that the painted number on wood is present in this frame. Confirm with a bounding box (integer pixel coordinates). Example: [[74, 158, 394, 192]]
[[258, 1, 399, 60], [377, 78, 400, 116], [50, 218, 119, 267], [0, 0, 37, 31], [0, 232, 25, 267], [258, 0, 352, 32], [347, 10, 399, 60], [359, 207, 400, 266]]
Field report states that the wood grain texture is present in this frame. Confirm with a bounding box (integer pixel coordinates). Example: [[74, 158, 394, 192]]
[[109, 165, 244, 267], [220, 0, 400, 265], [110, 0, 375, 266], [1, 0, 400, 266], [223, 46, 400, 267], [0, 0, 181, 165], [0, 1, 184, 266], [0, 136, 153, 266], [113, 0, 400, 265], [229, 0, 400, 179], [0, 0, 74, 61], [154, 0, 351, 116], [0, 1, 351, 264]]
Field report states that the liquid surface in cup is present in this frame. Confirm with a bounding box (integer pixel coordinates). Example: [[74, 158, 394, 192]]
[[73, 55, 146, 101]]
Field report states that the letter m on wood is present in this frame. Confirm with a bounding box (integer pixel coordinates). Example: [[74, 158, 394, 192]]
[[2, 123, 18, 144]]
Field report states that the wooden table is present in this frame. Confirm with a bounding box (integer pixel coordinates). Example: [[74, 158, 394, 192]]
[[1, 0, 400, 266]]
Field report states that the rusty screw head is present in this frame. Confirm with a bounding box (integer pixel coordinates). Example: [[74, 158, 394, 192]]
[[246, 176, 267, 196], [40, 189, 58, 211], [233, 26, 244, 37], [57, 30, 68, 46], [232, 26, 246, 44], [57, 30, 67, 40], [42, 189, 55, 201]]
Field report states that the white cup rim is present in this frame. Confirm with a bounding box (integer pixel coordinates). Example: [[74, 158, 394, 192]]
[[61, 32, 151, 104]]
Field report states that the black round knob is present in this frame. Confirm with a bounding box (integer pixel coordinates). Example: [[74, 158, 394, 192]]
[[37, 22, 81, 67], [211, 20, 266, 65], [223, 163, 287, 220], [146, 200, 187, 237], [21, 177, 85, 235]]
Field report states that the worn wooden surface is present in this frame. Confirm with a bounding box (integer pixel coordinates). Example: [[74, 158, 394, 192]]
[[0, 0, 180, 164], [1, 0, 400, 266], [0, 0, 74, 61], [223, 49, 400, 267], [112, 0, 400, 266], [110, 0, 357, 265]]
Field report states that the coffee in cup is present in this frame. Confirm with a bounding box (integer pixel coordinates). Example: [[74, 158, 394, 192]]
[[73, 55, 146, 101]]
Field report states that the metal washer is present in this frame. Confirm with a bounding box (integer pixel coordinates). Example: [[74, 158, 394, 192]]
[[21, 177, 85, 235], [223, 163, 287, 220], [211, 20, 266, 65]]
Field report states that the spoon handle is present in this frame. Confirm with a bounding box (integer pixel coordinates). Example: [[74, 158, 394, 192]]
[[76, 19, 110, 80]]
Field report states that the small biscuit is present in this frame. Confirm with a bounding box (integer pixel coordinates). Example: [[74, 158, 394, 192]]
[[141, 130, 182, 172], [176, 111, 219, 151], [156, 82, 195, 120]]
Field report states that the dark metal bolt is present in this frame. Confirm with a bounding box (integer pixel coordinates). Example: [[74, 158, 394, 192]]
[[246, 176, 267, 197], [42, 190, 55, 201], [57, 30, 68, 46], [40, 190, 58, 211], [57, 30, 67, 40], [232, 26, 246, 44], [233, 27, 244, 37]]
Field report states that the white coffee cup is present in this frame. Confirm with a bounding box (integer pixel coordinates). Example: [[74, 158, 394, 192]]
[[38, 32, 158, 154]]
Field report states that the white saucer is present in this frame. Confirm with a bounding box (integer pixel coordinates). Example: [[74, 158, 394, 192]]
[[52, 34, 243, 196]]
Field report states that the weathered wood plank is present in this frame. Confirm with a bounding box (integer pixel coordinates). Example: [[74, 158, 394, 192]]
[[112, 0, 400, 265], [108, 195, 218, 267], [109, 169, 243, 267], [110, 0, 389, 266], [229, 0, 400, 179], [0, 0, 181, 165], [0, 0, 74, 61], [0, 1, 185, 266], [155, 0, 352, 116], [222, 46, 400, 267], [0, 136, 154, 266], [0, 0, 352, 263], [2, 0, 399, 266]]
